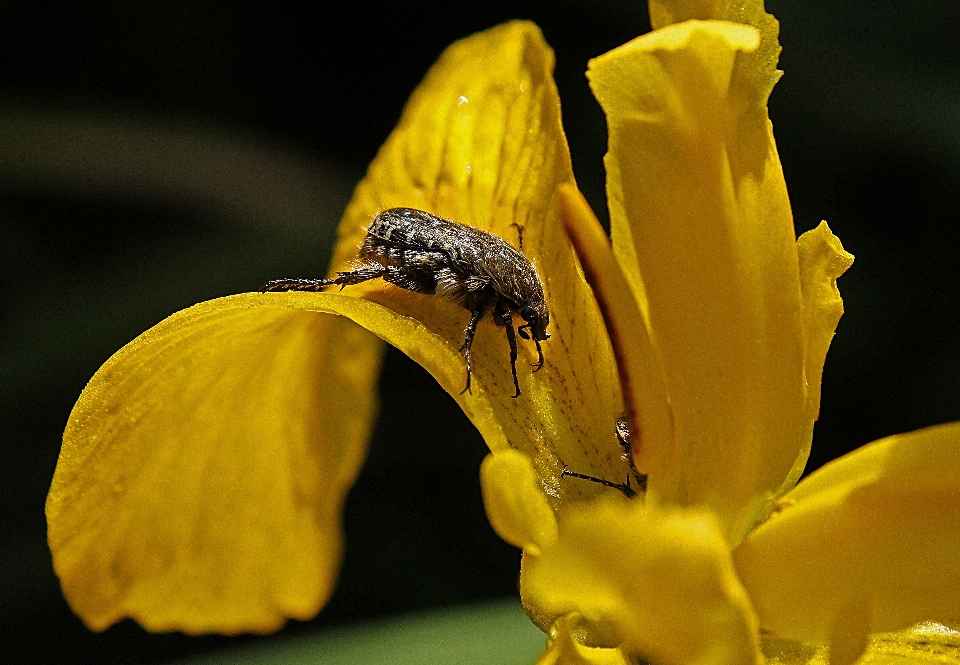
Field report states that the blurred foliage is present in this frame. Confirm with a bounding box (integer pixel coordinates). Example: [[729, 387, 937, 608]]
[[173, 600, 543, 665]]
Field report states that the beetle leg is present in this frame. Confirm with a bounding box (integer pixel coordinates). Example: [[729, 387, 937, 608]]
[[560, 467, 637, 499], [259, 278, 335, 292], [330, 263, 389, 288], [531, 337, 545, 372], [498, 308, 521, 398], [260, 263, 391, 293], [615, 415, 648, 492], [459, 305, 487, 395]]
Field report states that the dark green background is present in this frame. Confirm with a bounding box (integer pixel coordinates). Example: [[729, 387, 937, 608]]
[[2, 1, 959, 662]]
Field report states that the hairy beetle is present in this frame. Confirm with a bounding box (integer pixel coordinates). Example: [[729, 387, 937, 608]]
[[261, 207, 551, 398]]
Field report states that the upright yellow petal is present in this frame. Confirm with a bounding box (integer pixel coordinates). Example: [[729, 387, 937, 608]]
[[558, 184, 675, 483], [734, 422, 960, 652], [647, 0, 782, 107], [589, 20, 806, 541], [325, 21, 628, 502]]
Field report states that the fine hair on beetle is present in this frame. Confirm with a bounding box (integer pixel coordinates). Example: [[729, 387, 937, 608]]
[[261, 207, 551, 398]]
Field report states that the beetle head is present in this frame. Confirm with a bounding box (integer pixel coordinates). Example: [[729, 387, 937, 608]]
[[518, 304, 550, 341]]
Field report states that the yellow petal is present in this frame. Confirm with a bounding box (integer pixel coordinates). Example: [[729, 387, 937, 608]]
[[480, 450, 558, 555], [521, 497, 763, 665], [534, 615, 633, 665], [52, 290, 586, 633], [47, 293, 383, 633], [47, 21, 632, 634], [777, 222, 854, 495], [647, 0, 782, 107], [558, 184, 675, 480], [761, 623, 960, 665], [589, 20, 806, 541], [733, 422, 960, 647], [865, 623, 960, 664], [328, 21, 628, 502]]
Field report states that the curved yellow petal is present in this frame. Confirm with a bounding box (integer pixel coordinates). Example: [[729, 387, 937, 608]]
[[53, 288, 616, 633], [328, 21, 628, 501], [521, 496, 763, 665], [733, 422, 960, 647], [647, 0, 782, 107], [47, 293, 384, 633], [480, 450, 558, 555], [589, 20, 807, 541], [47, 21, 632, 634], [534, 615, 633, 665]]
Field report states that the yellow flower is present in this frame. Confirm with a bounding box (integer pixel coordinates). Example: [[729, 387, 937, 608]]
[[479, 4, 960, 664], [46, 2, 960, 665], [48, 18, 623, 636]]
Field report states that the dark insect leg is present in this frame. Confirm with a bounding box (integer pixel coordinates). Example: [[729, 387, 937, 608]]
[[330, 263, 389, 287], [531, 337, 545, 372], [498, 308, 521, 398], [260, 278, 335, 292], [560, 467, 637, 499], [260, 263, 389, 293], [459, 306, 486, 395]]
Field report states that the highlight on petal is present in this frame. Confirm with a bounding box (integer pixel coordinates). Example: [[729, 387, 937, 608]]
[[47, 293, 385, 633], [589, 19, 807, 542], [733, 422, 960, 652], [521, 497, 763, 665], [480, 450, 558, 555], [325, 21, 629, 503]]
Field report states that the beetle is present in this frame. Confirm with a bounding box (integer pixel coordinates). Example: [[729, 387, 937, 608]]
[[261, 207, 551, 398]]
